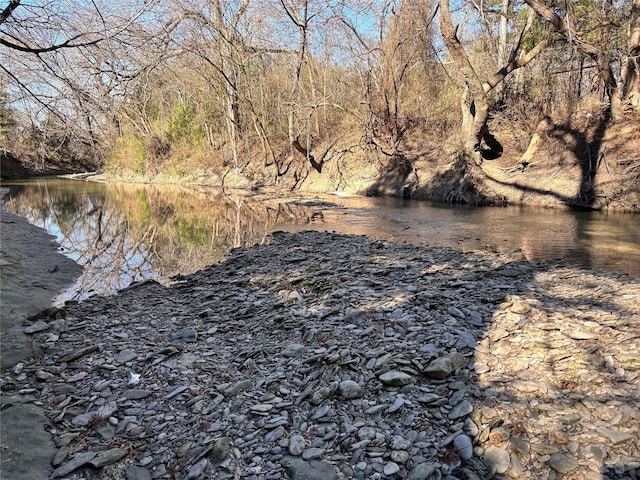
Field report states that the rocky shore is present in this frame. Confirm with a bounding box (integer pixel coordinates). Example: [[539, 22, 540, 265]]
[[1, 230, 639, 480], [1, 189, 83, 480]]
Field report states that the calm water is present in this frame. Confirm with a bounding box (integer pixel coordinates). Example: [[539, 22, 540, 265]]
[[2, 178, 639, 302]]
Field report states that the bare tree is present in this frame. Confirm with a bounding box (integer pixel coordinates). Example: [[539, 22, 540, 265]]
[[622, 0, 640, 112], [181, 0, 251, 169], [278, 0, 325, 173], [0, 0, 169, 161], [523, 0, 638, 120], [439, 0, 553, 161]]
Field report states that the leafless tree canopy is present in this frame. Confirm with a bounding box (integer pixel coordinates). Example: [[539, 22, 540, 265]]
[[1, 0, 638, 172]]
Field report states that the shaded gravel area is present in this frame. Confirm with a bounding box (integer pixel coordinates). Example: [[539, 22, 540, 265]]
[[1, 230, 638, 479]]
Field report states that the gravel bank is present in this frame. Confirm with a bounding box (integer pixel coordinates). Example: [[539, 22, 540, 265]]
[[1, 230, 639, 480]]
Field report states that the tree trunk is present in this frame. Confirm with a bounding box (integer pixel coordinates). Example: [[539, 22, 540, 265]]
[[621, 0, 640, 112], [281, 0, 322, 173], [439, 0, 490, 162], [225, 80, 240, 169]]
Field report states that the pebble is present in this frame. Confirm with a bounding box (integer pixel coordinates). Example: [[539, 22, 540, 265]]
[[288, 434, 306, 456], [484, 445, 511, 474], [547, 453, 579, 474], [423, 352, 465, 379], [379, 371, 415, 387], [338, 380, 363, 399], [453, 434, 473, 460], [24, 320, 49, 334], [383, 461, 400, 475], [448, 399, 473, 419], [1, 231, 638, 480]]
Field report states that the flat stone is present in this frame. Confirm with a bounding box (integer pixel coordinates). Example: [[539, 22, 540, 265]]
[[224, 379, 253, 396], [597, 427, 634, 444], [484, 445, 510, 474], [265, 425, 286, 442], [422, 352, 465, 379], [407, 463, 440, 480], [448, 400, 473, 419], [547, 453, 578, 474], [71, 412, 97, 427], [282, 343, 306, 357], [566, 330, 598, 340], [51, 451, 96, 479], [123, 389, 153, 400], [186, 458, 208, 479], [281, 456, 338, 480], [379, 371, 415, 387], [24, 321, 49, 334], [169, 327, 198, 343], [301, 447, 325, 460], [125, 465, 152, 480], [89, 448, 127, 468], [116, 349, 137, 364]]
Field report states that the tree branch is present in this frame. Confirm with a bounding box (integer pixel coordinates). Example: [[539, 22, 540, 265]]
[[0, 0, 20, 25]]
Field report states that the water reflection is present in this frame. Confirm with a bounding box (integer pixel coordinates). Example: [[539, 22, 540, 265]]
[[2, 178, 638, 303], [2, 179, 332, 301], [288, 198, 639, 276]]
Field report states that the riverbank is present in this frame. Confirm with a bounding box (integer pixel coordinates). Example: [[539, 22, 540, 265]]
[[0, 188, 82, 369], [5, 106, 640, 213], [1, 188, 83, 479], [1, 228, 638, 479], [66, 114, 639, 214]]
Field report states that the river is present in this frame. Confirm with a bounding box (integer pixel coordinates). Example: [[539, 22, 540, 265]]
[[2, 178, 638, 303]]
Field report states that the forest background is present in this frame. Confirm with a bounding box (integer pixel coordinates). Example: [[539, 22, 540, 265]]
[[1, 0, 639, 211]]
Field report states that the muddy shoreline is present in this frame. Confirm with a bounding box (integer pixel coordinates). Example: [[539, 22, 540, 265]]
[[1, 188, 83, 479]]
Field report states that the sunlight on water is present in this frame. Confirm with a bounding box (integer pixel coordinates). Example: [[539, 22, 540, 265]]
[[2, 178, 638, 302]]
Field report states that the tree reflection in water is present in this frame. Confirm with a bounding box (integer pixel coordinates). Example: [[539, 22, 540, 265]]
[[3, 180, 324, 301], [3, 178, 638, 303]]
